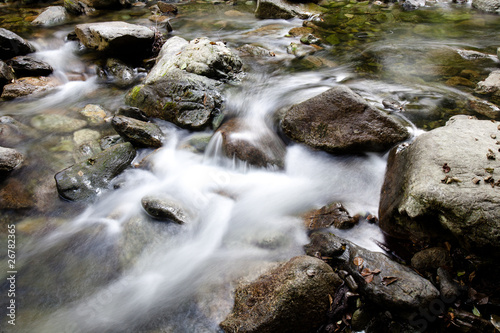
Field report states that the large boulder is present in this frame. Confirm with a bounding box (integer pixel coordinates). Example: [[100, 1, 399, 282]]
[[54, 142, 136, 201], [220, 255, 342, 333], [0, 28, 35, 60], [472, 0, 500, 13], [145, 36, 242, 83], [216, 118, 286, 168], [7, 56, 53, 78], [111, 115, 164, 148], [31, 6, 69, 27], [1, 77, 60, 100], [125, 68, 222, 130], [281, 86, 410, 154], [379, 115, 500, 257], [74, 22, 155, 59]]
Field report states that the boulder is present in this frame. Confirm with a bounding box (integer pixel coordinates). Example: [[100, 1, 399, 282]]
[[472, 0, 500, 12], [111, 115, 163, 148], [305, 232, 440, 311], [145, 36, 242, 83], [1, 76, 59, 100], [220, 255, 342, 333], [216, 118, 286, 168], [379, 116, 500, 257], [30, 114, 87, 133], [0, 60, 14, 90], [141, 195, 192, 224], [255, 0, 314, 19], [126, 68, 222, 130], [281, 86, 410, 154], [302, 202, 357, 230], [475, 70, 500, 105], [74, 22, 155, 59], [0, 28, 35, 60], [31, 6, 69, 27], [0, 146, 24, 174], [54, 142, 136, 201], [7, 56, 53, 78]]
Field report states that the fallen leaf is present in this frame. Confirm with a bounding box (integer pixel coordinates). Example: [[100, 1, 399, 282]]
[[371, 269, 381, 274], [442, 163, 451, 173], [364, 274, 374, 283], [361, 268, 372, 277], [469, 271, 476, 283], [472, 306, 481, 317], [78, 171, 84, 177], [382, 276, 398, 285], [353, 257, 364, 267]]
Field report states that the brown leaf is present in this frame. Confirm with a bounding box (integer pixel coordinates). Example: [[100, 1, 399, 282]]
[[469, 271, 476, 283], [361, 268, 372, 277], [443, 163, 451, 173], [371, 269, 381, 274], [353, 257, 364, 267], [382, 276, 398, 285], [364, 274, 374, 283]]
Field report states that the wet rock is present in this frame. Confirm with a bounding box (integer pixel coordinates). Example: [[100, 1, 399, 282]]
[[0, 28, 35, 60], [116, 106, 148, 121], [79, 104, 108, 125], [475, 70, 500, 104], [7, 56, 53, 78], [220, 255, 342, 333], [141, 195, 191, 224], [255, 0, 314, 19], [379, 115, 500, 257], [304, 231, 346, 258], [0, 60, 14, 90], [179, 132, 212, 153], [31, 6, 68, 26], [0, 146, 24, 174], [302, 202, 357, 230], [469, 97, 500, 119], [126, 68, 222, 130], [100, 58, 140, 88], [30, 114, 87, 133], [237, 44, 275, 58], [437, 267, 461, 301], [0, 178, 34, 209], [1, 76, 60, 100], [281, 86, 410, 154], [99, 134, 124, 150], [472, 0, 500, 13], [145, 36, 242, 83], [73, 140, 102, 163], [305, 232, 440, 311], [54, 142, 136, 201], [73, 129, 101, 146], [445, 76, 475, 88], [0, 116, 35, 146], [287, 42, 318, 58], [411, 247, 452, 272], [157, 1, 178, 15], [111, 115, 163, 148], [75, 22, 155, 60], [216, 118, 286, 168]]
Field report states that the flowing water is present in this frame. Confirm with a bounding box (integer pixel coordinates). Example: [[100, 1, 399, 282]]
[[0, 1, 500, 332]]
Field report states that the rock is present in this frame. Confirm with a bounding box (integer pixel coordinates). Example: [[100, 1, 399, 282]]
[[30, 114, 87, 133], [157, 1, 178, 15], [1, 76, 59, 100], [54, 142, 136, 201], [100, 134, 124, 150], [0, 116, 35, 146], [31, 6, 68, 26], [305, 232, 440, 311], [141, 195, 191, 223], [74, 22, 155, 60], [0, 178, 34, 209], [111, 115, 163, 148], [281, 86, 410, 154], [437, 268, 461, 302], [469, 97, 500, 119], [0, 60, 14, 90], [304, 231, 346, 258], [255, 0, 314, 19], [126, 69, 223, 130], [116, 106, 148, 121], [220, 255, 342, 333], [79, 104, 108, 125], [379, 116, 500, 257], [145, 36, 242, 83], [302, 202, 357, 230], [0, 146, 24, 174], [73, 138, 102, 162], [73, 129, 101, 145], [411, 247, 452, 272], [445, 76, 475, 88], [7, 56, 53, 77], [475, 70, 500, 105], [472, 0, 500, 13], [0, 28, 35, 60], [178, 133, 212, 153], [236, 44, 275, 58], [286, 42, 318, 58], [100, 58, 140, 88], [216, 118, 286, 168], [64, 0, 95, 15]]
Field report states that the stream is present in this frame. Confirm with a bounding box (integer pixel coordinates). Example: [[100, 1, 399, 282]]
[[0, 0, 499, 332]]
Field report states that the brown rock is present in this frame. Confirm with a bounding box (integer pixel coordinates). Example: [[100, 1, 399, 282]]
[[303, 202, 357, 230]]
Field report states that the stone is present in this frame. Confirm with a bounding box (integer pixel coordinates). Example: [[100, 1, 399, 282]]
[[126, 69, 223, 130], [379, 116, 500, 257], [472, 0, 500, 13], [1, 76, 59, 100], [30, 114, 87, 133], [74, 22, 155, 60], [100, 135, 124, 150], [255, 0, 314, 19], [141, 195, 192, 224], [437, 267, 461, 302], [101, 58, 139, 88], [304, 231, 346, 258], [469, 97, 500, 119], [73, 129, 101, 145], [79, 104, 108, 125], [0, 116, 35, 146], [0, 60, 14, 90], [220, 255, 342, 333], [281, 86, 410, 154], [116, 106, 148, 121], [410, 247, 452, 272], [445, 76, 475, 88], [157, 2, 178, 15], [302, 202, 357, 230], [0, 28, 35, 60], [216, 118, 286, 168], [0, 178, 34, 209], [111, 115, 163, 148], [54, 142, 136, 201], [236, 44, 276, 58], [7, 56, 53, 77], [0, 146, 24, 174], [475, 70, 500, 104], [31, 6, 68, 26], [145, 36, 242, 83], [178, 133, 212, 153]]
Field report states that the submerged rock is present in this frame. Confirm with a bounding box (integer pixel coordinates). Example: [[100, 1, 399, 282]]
[[220, 255, 342, 333], [302, 202, 357, 230], [111, 115, 163, 148], [1, 76, 59, 100], [30, 114, 87, 133], [79, 104, 108, 125], [472, 0, 500, 13], [281, 86, 410, 154], [54, 142, 136, 201], [141, 195, 192, 224], [0, 28, 35, 60], [379, 115, 500, 257], [7, 56, 53, 78], [0, 146, 24, 174], [31, 6, 69, 26], [255, 0, 315, 19], [468, 96, 500, 119], [475, 69, 500, 105], [100, 58, 141, 88]]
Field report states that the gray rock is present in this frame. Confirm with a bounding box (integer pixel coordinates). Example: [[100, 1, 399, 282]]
[[0, 116, 36, 146], [178, 132, 212, 153], [469, 96, 500, 119], [73, 140, 102, 163], [141, 195, 191, 223], [7, 56, 53, 77], [75, 22, 155, 59], [146, 36, 242, 83], [116, 106, 148, 121], [0, 28, 35, 60], [111, 115, 163, 148], [31, 6, 69, 27], [125, 68, 222, 130], [73, 129, 101, 145], [304, 231, 347, 258], [281, 86, 410, 154], [437, 267, 461, 302], [101, 58, 139, 88], [411, 247, 452, 272], [472, 0, 500, 12], [30, 114, 87, 133], [379, 115, 500, 256], [255, 0, 315, 19], [216, 118, 286, 168], [54, 142, 136, 201], [220, 255, 342, 333], [305, 232, 440, 311], [79, 104, 108, 125], [99, 134, 124, 150], [0, 60, 14, 90], [475, 70, 500, 105], [0, 147, 24, 174], [237, 44, 276, 58], [1, 76, 60, 100], [302, 202, 357, 230]]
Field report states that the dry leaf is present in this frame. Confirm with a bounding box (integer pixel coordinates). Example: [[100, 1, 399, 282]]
[[364, 274, 374, 283], [353, 257, 364, 266], [371, 269, 381, 274], [361, 268, 372, 277], [382, 276, 398, 285], [78, 171, 84, 177]]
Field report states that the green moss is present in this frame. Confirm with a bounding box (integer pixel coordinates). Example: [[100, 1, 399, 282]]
[[128, 85, 143, 102]]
